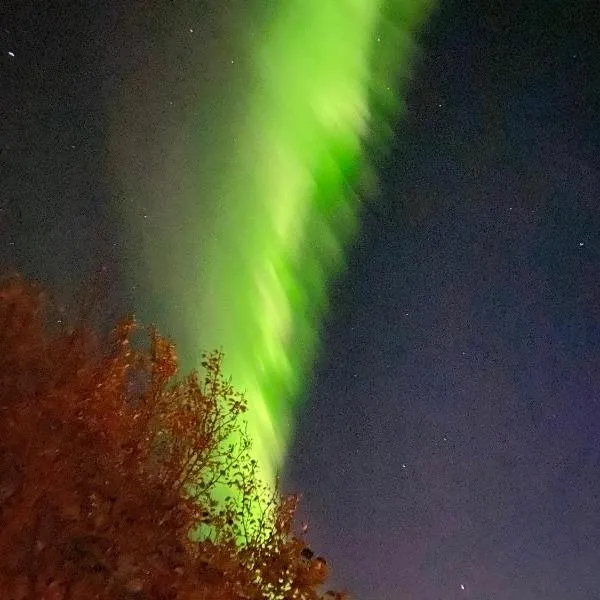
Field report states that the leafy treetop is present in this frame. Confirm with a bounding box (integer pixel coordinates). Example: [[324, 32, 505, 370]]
[[0, 277, 348, 600]]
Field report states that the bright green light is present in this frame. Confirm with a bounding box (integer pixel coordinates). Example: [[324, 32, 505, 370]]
[[114, 0, 434, 489]]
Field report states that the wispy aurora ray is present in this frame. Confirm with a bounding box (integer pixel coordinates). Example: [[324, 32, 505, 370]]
[[113, 0, 433, 487]]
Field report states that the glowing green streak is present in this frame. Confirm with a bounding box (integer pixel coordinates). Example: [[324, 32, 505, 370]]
[[203, 0, 433, 485], [115, 0, 433, 488]]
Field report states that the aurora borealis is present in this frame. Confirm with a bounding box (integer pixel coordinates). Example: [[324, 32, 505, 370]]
[[5, 0, 600, 596], [111, 0, 433, 487]]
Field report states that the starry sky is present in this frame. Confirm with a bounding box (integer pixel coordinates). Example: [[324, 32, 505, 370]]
[[2, 1, 600, 599]]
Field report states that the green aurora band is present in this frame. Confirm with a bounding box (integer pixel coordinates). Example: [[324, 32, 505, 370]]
[[114, 0, 434, 488]]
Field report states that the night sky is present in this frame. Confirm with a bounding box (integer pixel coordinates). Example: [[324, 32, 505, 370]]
[[2, 1, 600, 599]]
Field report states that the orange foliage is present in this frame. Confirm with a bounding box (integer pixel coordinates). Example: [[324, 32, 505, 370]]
[[0, 277, 346, 600]]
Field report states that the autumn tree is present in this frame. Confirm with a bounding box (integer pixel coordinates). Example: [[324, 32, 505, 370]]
[[0, 277, 346, 600]]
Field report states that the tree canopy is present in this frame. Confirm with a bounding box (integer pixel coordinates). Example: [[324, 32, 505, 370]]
[[0, 277, 347, 600]]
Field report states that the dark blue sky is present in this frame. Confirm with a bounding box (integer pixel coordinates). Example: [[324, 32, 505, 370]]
[[2, 1, 600, 599], [287, 1, 600, 598]]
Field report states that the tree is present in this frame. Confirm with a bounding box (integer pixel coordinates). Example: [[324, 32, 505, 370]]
[[0, 277, 346, 600]]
